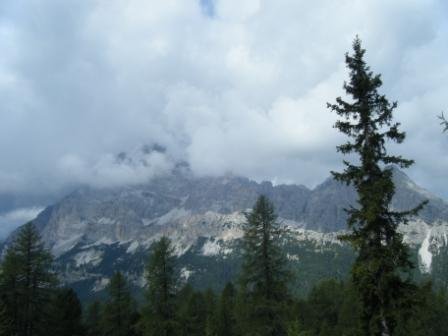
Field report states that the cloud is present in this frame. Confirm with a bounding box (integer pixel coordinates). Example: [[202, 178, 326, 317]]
[[57, 146, 175, 188], [0, 207, 44, 239], [0, 0, 448, 198]]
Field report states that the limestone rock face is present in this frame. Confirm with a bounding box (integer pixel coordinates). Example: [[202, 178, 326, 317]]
[[7, 167, 448, 297]]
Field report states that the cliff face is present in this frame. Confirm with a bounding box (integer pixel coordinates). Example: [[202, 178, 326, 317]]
[[7, 167, 448, 298], [30, 167, 448, 253]]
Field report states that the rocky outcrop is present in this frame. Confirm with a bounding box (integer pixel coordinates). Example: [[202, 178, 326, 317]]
[[6, 166, 448, 297]]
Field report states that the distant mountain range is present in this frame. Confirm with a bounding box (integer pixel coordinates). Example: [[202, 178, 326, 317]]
[[4, 165, 448, 300]]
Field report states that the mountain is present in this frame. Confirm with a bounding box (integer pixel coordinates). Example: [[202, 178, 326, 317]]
[[5, 166, 448, 300]]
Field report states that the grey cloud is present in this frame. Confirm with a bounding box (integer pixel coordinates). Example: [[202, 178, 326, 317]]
[[0, 207, 44, 238], [0, 0, 447, 201]]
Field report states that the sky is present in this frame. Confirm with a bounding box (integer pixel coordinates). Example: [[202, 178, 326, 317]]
[[1, 0, 448, 220]]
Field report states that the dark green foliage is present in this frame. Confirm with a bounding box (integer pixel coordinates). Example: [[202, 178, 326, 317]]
[[1, 214, 446, 336], [328, 37, 425, 335], [286, 279, 448, 336], [423, 288, 448, 335], [285, 320, 303, 336], [283, 236, 355, 296], [239, 195, 291, 336], [431, 240, 448, 291], [178, 291, 207, 336], [177, 238, 242, 292], [203, 289, 217, 336], [215, 283, 236, 336], [85, 300, 103, 336], [392, 282, 448, 336], [0, 222, 56, 336], [439, 112, 448, 132], [141, 237, 178, 336], [301, 280, 361, 336], [47, 288, 84, 336], [0, 299, 13, 336], [101, 272, 138, 336], [65, 234, 359, 303]]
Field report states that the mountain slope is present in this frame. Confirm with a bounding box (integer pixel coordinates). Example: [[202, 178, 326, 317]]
[[6, 167, 448, 299]]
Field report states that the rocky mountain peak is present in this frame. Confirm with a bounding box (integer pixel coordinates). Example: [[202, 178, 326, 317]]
[[5, 166, 448, 298]]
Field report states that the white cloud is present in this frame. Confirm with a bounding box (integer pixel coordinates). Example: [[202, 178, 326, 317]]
[[58, 147, 175, 188], [0, 207, 44, 239], [0, 0, 447, 197]]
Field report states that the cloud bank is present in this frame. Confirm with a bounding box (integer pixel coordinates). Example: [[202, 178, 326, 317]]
[[0, 0, 448, 197], [0, 207, 44, 238]]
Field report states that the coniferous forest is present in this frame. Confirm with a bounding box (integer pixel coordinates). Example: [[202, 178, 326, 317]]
[[1, 39, 448, 336]]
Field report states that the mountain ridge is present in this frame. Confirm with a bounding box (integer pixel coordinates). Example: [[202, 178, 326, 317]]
[[4, 166, 448, 298]]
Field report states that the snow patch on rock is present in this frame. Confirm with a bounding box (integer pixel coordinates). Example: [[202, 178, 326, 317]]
[[153, 208, 191, 226], [52, 234, 84, 257], [92, 277, 110, 292], [74, 249, 104, 267], [287, 253, 300, 261], [419, 228, 433, 273], [180, 267, 193, 280], [202, 239, 221, 256], [126, 241, 140, 254]]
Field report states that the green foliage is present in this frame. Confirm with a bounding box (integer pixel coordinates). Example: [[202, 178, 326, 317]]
[[286, 279, 448, 336], [286, 319, 311, 336], [214, 283, 236, 336], [3, 35, 448, 335], [0, 222, 56, 336], [85, 300, 103, 336], [239, 195, 291, 336], [300, 280, 361, 336], [328, 37, 425, 335], [178, 291, 207, 336], [141, 237, 178, 336], [438, 112, 448, 132], [431, 240, 448, 291], [101, 272, 138, 336], [393, 282, 448, 336], [0, 299, 13, 336], [46, 288, 84, 336], [203, 289, 217, 336]]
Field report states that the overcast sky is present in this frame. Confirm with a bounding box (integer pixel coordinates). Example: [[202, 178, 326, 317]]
[[1, 0, 448, 202]]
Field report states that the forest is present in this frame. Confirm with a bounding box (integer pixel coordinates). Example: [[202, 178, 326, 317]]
[[1, 38, 448, 336]]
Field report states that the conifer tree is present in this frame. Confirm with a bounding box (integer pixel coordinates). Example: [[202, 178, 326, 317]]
[[85, 300, 103, 336], [0, 299, 13, 336], [46, 288, 84, 336], [203, 289, 217, 336], [0, 222, 56, 336], [431, 241, 448, 291], [101, 272, 137, 336], [141, 237, 178, 336], [239, 195, 290, 336], [328, 37, 425, 336], [215, 283, 236, 336], [176, 284, 194, 336], [179, 291, 207, 336], [285, 320, 303, 336]]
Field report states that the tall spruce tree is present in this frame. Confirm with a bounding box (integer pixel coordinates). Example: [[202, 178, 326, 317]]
[[328, 37, 425, 336], [239, 195, 290, 336], [141, 236, 178, 336], [0, 222, 56, 336], [101, 272, 137, 336]]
